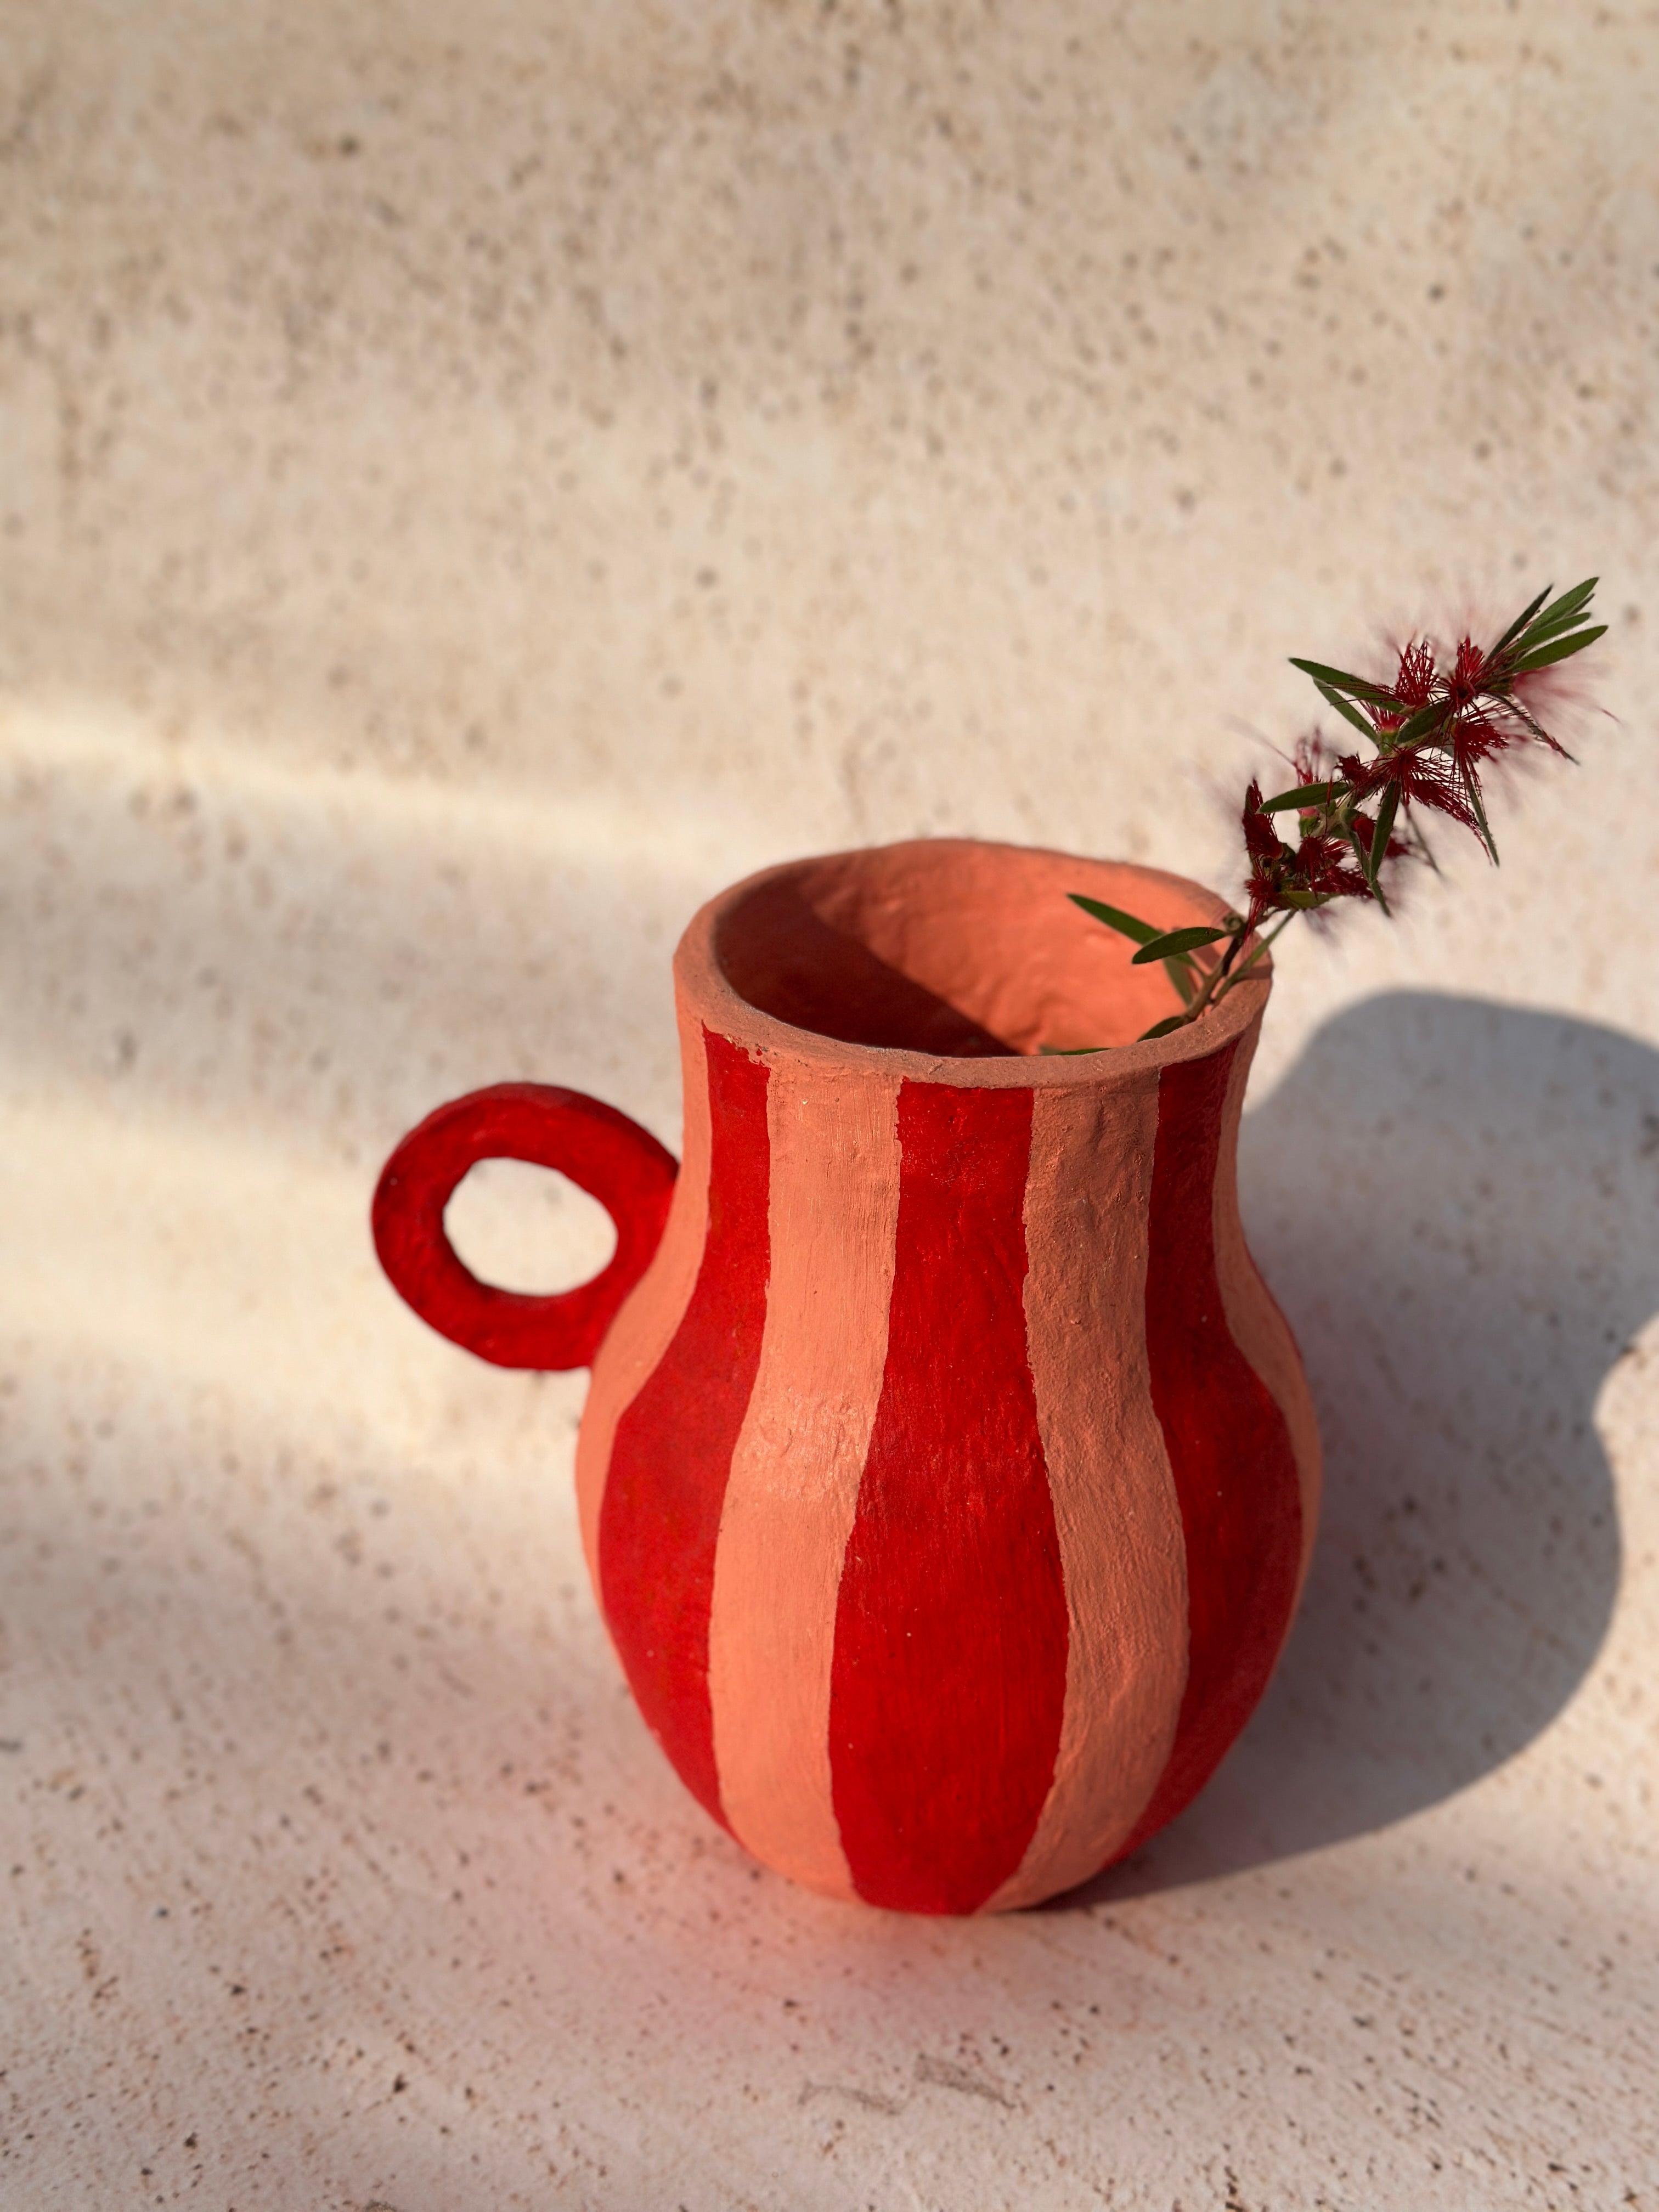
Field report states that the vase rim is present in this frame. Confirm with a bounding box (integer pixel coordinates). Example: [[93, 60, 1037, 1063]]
[[675, 835, 1270, 1087]]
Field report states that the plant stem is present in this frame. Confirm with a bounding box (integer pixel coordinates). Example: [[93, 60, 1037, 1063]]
[[1149, 913, 1295, 1038]]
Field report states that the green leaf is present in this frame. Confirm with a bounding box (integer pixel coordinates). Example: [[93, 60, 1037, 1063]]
[[1039, 1043, 1108, 1055], [1392, 697, 1453, 748], [1314, 680, 1383, 740], [1520, 575, 1597, 639], [1071, 896, 1209, 1003], [1130, 924, 1231, 966], [1461, 760, 1499, 863], [1505, 623, 1606, 674], [1137, 1013, 1190, 1042], [1260, 780, 1343, 812], [1510, 607, 1594, 659], [1489, 583, 1553, 659], [1068, 893, 1160, 946], [1506, 588, 1600, 666], [1366, 781, 1401, 909], [1289, 657, 1401, 706]]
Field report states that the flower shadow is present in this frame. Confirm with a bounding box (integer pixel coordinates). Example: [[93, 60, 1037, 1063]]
[[1059, 990, 1654, 1902]]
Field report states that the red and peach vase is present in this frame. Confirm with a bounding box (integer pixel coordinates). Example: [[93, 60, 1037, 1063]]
[[373, 839, 1321, 1914]]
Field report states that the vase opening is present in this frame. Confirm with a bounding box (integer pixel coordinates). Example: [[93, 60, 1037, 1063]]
[[712, 839, 1229, 1058]]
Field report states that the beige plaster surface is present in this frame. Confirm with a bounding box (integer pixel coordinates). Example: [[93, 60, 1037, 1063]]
[[3, 2, 1657, 2204]]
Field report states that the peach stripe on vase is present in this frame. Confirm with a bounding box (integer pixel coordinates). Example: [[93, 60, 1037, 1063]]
[[1210, 1028, 1324, 1600], [575, 1007, 714, 1596], [986, 1075, 1189, 1910], [707, 1057, 904, 1901]]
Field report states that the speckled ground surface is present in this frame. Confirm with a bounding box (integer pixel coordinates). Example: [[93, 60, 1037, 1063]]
[[3, 4, 1657, 2207]]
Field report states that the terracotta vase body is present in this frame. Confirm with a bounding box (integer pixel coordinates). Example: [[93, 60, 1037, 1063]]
[[374, 839, 1321, 1914]]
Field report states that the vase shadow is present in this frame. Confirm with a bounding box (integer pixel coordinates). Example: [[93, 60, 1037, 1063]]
[[1054, 990, 1655, 1905]]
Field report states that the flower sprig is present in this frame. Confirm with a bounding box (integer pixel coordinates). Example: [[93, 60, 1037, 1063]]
[[1067, 578, 1606, 1045]]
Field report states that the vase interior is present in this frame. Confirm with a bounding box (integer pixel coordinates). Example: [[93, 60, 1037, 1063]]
[[714, 841, 1226, 1057]]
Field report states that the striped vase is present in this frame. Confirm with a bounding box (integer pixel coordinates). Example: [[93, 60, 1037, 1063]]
[[374, 839, 1321, 1914]]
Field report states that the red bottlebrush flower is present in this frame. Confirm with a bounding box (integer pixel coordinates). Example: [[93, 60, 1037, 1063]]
[[1240, 779, 1291, 929], [1284, 732, 1344, 822], [1289, 733, 1338, 787], [1242, 778, 1286, 864], [1447, 634, 1486, 710], [1367, 636, 1436, 736], [1294, 828, 1371, 904], [1336, 746, 1476, 829], [1394, 638, 1436, 708], [1347, 809, 1409, 873], [1443, 704, 1516, 787], [1071, 578, 1602, 1047], [1243, 772, 1375, 921]]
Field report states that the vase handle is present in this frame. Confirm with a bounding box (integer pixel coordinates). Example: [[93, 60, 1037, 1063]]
[[371, 1082, 679, 1370]]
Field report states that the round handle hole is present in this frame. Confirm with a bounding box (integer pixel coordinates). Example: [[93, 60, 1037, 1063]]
[[443, 1158, 619, 1296]]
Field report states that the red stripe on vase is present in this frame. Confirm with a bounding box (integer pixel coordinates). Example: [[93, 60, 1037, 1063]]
[[829, 1082, 1069, 1915], [599, 1029, 772, 1830], [1119, 1041, 1303, 1855]]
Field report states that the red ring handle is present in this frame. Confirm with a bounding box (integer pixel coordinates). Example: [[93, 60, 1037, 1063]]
[[371, 1082, 679, 1370]]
